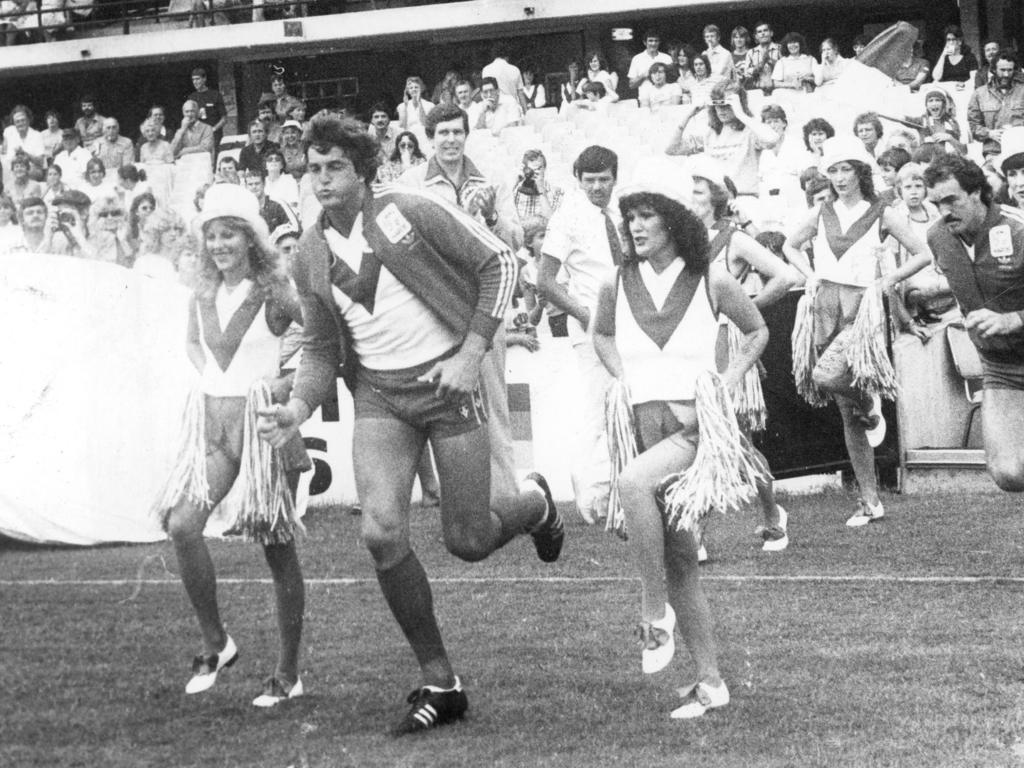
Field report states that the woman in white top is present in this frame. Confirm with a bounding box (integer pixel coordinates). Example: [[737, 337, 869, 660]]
[[814, 38, 847, 88], [784, 136, 931, 527], [396, 76, 435, 136], [772, 32, 817, 91], [156, 184, 308, 708], [263, 148, 300, 215], [578, 51, 620, 103], [671, 46, 699, 103], [592, 167, 767, 719], [638, 62, 682, 111]]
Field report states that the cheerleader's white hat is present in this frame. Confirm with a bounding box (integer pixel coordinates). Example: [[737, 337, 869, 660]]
[[193, 182, 270, 244], [819, 135, 876, 173], [618, 158, 695, 210], [996, 127, 1024, 175], [686, 155, 727, 191]]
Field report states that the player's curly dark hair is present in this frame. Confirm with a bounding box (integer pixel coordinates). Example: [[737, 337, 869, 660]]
[[618, 192, 709, 273], [303, 111, 380, 184]]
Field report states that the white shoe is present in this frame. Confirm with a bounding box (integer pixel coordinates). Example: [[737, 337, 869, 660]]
[[864, 394, 886, 448], [670, 680, 730, 719], [253, 675, 304, 707], [846, 499, 884, 528], [639, 604, 676, 674], [761, 506, 789, 552], [185, 635, 238, 694], [697, 544, 709, 563]]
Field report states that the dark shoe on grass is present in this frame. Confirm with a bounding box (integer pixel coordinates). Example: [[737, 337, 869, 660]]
[[526, 472, 563, 563], [393, 678, 468, 735]]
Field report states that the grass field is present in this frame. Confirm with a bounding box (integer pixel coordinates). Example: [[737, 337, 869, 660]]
[[4, 488, 1024, 768]]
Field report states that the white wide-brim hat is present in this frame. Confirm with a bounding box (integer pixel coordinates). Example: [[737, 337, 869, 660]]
[[618, 158, 695, 210], [686, 154, 727, 191], [193, 183, 270, 244], [996, 126, 1024, 175], [819, 135, 876, 173]]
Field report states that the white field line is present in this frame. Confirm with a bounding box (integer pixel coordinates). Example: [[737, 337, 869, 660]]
[[4, 575, 1024, 587]]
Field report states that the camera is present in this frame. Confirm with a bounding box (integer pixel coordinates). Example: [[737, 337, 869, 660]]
[[58, 211, 76, 227], [518, 167, 539, 196]]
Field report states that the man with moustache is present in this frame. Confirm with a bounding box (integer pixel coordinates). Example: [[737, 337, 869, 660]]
[[924, 154, 1024, 491], [967, 50, 1024, 143], [74, 95, 106, 152]]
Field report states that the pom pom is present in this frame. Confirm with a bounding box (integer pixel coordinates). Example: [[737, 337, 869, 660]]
[[153, 388, 210, 529], [847, 284, 900, 401], [791, 285, 829, 408], [727, 320, 767, 432], [604, 378, 638, 539]]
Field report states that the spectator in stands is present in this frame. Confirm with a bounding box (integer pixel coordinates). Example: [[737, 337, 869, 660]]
[[628, 30, 672, 90], [278, 119, 305, 180], [932, 24, 978, 88], [237, 118, 279, 173], [84, 157, 113, 200], [3, 105, 45, 176], [803, 117, 835, 163], [43, 163, 68, 207], [171, 100, 214, 161], [744, 20, 782, 93], [815, 38, 847, 88], [142, 105, 168, 140], [512, 148, 563, 222], [876, 147, 912, 204], [702, 24, 733, 82], [638, 62, 682, 111], [376, 130, 426, 184], [126, 191, 156, 254], [269, 72, 302, 122], [133, 208, 188, 282], [569, 81, 612, 115], [263, 148, 299, 215], [469, 76, 524, 136], [893, 40, 931, 92], [537, 144, 620, 523], [74, 96, 105, 153], [912, 87, 960, 141], [1001, 127, 1024, 210], [8, 152, 42, 205], [520, 64, 546, 110], [975, 39, 1002, 88], [397, 76, 435, 138], [967, 50, 1024, 143], [367, 102, 398, 161], [139, 119, 174, 164], [671, 45, 698, 102], [804, 174, 834, 208], [455, 79, 475, 112], [688, 53, 715, 105], [41, 110, 62, 160], [115, 164, 150, 209], [285, 100, 307, 130], [44, 189, 93, 257], [561, 59, 583, 106], [87, 193, 132, 266], [11, 196, 48, 254], [0, 195, 19, 251], [53, 128, 91, 188], [257, 99, 283, 144], [729, 26, 752, 71], [577, 53, 617, 105], [773, 32, 816, 91], [432, 69, 461, 107], [483, 41, 527, 112], [667, 84, 779, 199], [852, 35, 870, 58], [243, 164, 291, 232], [214, 155, 240, 184], [94, 118, 134, 171], [881, 128, 919, 155], [853, 112, 884, 157], [188, 66, 229, 148]]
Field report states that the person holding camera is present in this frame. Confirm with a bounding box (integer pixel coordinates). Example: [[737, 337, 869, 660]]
[[512, 149, 563, 223], [42, 189, 96, 258]]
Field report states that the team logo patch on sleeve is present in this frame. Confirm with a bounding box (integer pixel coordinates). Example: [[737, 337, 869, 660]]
[[377, 203, 414, 244]]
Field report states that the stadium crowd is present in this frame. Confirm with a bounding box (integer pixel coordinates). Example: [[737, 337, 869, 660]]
[[6, 21, 1024, 725]]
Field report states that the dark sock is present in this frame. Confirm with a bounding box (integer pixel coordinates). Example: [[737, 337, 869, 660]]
[[376, 550, 449, 676]]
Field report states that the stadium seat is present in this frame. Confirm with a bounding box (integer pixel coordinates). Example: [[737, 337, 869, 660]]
[[524, 107, 558, 129], [946, 323, 984, 448]]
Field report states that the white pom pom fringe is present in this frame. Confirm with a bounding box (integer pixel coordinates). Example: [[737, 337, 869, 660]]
[[791, 286, 828, 408], [604, 379, 638, 539], [234, 381, 305, 546], [727, 320, 767, 433], [662, 371, 768, 534], [153, 389, 211, 529], [847, 284, 900, 401]]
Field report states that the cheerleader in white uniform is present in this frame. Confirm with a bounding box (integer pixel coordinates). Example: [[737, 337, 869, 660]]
[[155, 185, 309, 707]]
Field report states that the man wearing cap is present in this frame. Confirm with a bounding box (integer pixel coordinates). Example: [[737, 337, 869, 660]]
[[171, 100, 214, 161], [93, 118, 135, 170], [74, 96, 106, 153], [537, 144, 621, 523], [967, 50, 1024, 143], [52, 128, 92, 189], [924, 153, 1024, 491], [187, 66, 229, 150], [999, 127, 1024, 210], [256, 112, 564, 735]]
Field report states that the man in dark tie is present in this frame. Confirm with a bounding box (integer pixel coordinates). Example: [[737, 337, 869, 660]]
[[536, 145, 621, 523]]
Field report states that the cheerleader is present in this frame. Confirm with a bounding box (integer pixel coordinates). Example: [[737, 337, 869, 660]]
[[592, 166, 767, 718], [155, 184, 309, 707], [784, 136, 931, 527]]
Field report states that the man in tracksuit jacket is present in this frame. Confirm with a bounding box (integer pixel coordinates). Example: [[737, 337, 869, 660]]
[[257, 112, 564, 735], [924, 153, 1024, 491]]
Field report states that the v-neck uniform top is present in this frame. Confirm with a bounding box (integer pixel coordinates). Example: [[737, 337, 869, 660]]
[[197, 280, 281, 396], [615, 260, 719, 403], [811, 199, 886, 287]]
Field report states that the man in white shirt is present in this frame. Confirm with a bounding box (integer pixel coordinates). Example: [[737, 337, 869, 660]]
[[52, 128, 92, 189], [482, 42, 527, 112], [628, 31, 673, 90], [467, 77, 523, 136], [454, 80, 475, 113], [703, 24, 734, 82], [537, 145, 621, 523]]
